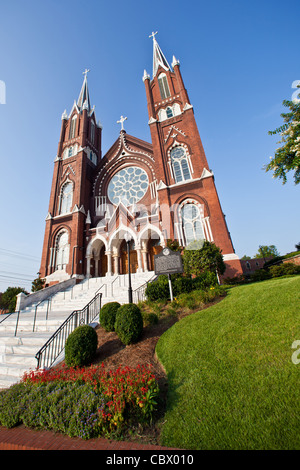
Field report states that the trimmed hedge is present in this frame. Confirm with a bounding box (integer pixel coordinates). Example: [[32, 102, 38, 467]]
[[114, 304, 143, 345], [100, 301, 121, 331], [65, 325, 98, 367]]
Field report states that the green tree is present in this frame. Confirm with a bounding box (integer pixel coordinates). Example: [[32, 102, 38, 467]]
[[265, 84, 300, 184], [31, 276, 46, 292], [182, 240, 226, 277], [0, 287, 28, 312], [254, 245, 280, 259]]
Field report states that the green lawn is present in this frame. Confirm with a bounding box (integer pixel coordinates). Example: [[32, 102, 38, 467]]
[[155, 276, 300, 450]]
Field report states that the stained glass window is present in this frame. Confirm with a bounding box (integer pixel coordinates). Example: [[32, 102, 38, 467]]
[[108, 166, 149, 206], [170, 147, 191, 183], [60, 182, 73, 214], [55, 231, 69, 270], [181, 203, 204, 245]]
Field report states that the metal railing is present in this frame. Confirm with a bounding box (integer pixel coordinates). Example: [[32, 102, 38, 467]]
[[35, 292, 102, 370], [132, 274, 158, 303], [0, 310, 21, 337]]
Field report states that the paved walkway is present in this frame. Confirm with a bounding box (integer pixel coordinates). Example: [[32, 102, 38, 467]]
[[0, 425, 176, 450]]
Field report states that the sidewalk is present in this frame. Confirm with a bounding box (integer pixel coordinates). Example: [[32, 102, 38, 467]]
[[0, 425, 176, 450]]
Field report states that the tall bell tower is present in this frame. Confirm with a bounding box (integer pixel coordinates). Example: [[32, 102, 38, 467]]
[[39, 70, 102, 284], [143, 33, 242, 278]]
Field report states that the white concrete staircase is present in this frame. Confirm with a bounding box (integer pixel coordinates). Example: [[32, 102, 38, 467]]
[[0, 272, 155, 390]]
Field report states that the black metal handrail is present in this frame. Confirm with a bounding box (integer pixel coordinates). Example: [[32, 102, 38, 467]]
[[132, 274, 158, 303], [0, 310, 21, 337], [35, 292, 102, 370]]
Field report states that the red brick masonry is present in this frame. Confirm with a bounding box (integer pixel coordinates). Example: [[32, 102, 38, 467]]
[[0, 425, 177, 451]]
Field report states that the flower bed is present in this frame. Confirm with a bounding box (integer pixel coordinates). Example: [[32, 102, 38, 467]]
[[0, 364, 159, 440]]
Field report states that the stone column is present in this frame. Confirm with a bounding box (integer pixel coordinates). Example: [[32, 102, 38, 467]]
[[136, 247, 143, 273], [94, 256, 100, 277], [142, 250, 148, 272], [86, 255, 92, 278], [113, 255, 119, 275], [105, 251, 113, 276]]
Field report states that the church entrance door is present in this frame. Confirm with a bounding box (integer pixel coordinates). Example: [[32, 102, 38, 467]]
[[120, 240, 138, 274], [148, 239, 162, 271]]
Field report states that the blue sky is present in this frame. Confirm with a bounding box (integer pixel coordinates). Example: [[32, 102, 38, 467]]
[[0, 0, 299, 292]]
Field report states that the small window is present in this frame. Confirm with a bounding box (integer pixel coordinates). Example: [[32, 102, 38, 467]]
[[90, 121, 95, 144], [69, 115, 77, 139], [158, 73, 171, 100], [166, 107, 173, 118]]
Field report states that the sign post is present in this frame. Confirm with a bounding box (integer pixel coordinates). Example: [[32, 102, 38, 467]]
[[154, 247, 183, 301]]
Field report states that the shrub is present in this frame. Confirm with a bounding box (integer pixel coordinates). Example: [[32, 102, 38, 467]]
[[142, 311, 159, 327], [192, 271, 218, 290], [65, 325, 98, 367], [100, 301, 120, 331], [114, 304, 143, 345], [145, 276, 170, 301], [269, 263, 300, 278]]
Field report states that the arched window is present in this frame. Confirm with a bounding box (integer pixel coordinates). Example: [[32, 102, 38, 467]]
[[181, 203, 205, 245], [158, 73, 171, 100], [166, 107, 173, 118], [59, 182, 73, 214], [55, 231, 70, 270], [69, 115, 77, 139], [170, 147, 191, 183]]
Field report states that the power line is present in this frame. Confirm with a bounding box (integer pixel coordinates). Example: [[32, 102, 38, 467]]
[[0, 248, 40, 262], [0, 275, 34, 282], [0, 270, 35, 279]]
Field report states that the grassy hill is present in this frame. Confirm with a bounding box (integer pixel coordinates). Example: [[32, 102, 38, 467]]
[[156, 276, 300, 449]]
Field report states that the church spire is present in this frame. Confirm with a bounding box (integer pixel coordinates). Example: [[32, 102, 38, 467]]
[[149, 31, 170, 78], [77, 69, 91, 111]]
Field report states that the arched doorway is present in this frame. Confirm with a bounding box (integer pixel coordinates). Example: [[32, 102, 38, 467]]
[[148, 238, 162, 271], [120, 239, 138, 274], [86, 237, 107, 278]]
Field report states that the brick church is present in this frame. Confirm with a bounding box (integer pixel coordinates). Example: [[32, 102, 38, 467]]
[[39, 33, 242, 285]]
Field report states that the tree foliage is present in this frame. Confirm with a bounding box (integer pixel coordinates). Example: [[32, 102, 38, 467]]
[[265, 84, 300, 184], [0, 287, 28, 312], [31, 277, 46, 292], [182, 240, 226, 277], [254, 245, 280, 259]]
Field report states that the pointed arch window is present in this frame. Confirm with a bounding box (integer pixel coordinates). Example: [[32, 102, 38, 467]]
[[158, 73, 171, 100], [55, 231, 70, 270], [90, 120, 95, 144], [170, 147, 191, 183], [69, 115, 77, 139], [59, 182, 73, 214], [181, 203, 205, 245]]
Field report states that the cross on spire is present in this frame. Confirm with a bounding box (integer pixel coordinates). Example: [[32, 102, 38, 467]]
[[117, 115, 127, 131], [83, 68, 90, 78], [149, 31, 158, 41]]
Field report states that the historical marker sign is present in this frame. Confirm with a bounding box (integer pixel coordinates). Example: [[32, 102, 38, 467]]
[[154, 247, 183, 275]]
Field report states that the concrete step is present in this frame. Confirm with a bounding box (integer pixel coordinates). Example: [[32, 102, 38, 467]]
[[0, 271, 156, 389]]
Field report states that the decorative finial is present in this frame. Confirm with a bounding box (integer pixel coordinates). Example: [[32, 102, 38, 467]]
[[83, 68, 90, 78], [149, 31, 158, 41], [117, 115, 127, 131]]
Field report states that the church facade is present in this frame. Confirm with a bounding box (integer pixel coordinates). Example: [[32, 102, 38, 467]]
[[39, 34, 242, 285]]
